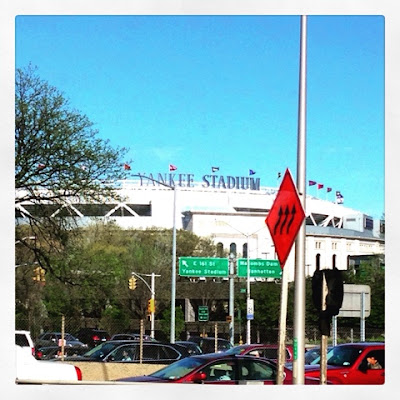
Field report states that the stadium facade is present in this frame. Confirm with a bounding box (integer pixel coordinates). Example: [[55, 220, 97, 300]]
[[16, 172, 385, 282]]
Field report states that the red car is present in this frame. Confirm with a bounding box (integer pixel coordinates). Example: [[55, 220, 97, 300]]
[[224, 343, 294, 362], [303, 342, 385, 384], [117, 353, 321, 384]]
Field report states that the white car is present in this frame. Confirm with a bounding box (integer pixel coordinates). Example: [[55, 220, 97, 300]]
[[15, 330, 35, 358], [15, 345, 82, 383]]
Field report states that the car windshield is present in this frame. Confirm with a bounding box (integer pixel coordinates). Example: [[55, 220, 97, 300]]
[[311, 346, 364, 367], [224, 346, 246, 355], [150, 357, 206, 380], [83, 342, 120, 359]]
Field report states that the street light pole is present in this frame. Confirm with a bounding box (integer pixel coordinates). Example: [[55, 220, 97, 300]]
[[170, 187, 177, 343], [215, 220, 266, 345], [131, 174, 177, 343], [228, 253, 235, 346], [131, 271, 160, 339], [246, 234, 251, 344]]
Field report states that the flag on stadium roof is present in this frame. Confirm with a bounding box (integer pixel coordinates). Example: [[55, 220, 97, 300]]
[[327, 187, 332, 193], [169, 164, 177, 171], [336, 191, 344, 204], [249, 169, 256, 175], [318, 183, 324, 189], [124, 163, 131, 171], [212, 166, 219, 172], [308, 180, 316, 186], [277, 172, 281, 179]]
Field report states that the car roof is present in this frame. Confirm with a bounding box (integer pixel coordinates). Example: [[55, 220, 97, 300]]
[[332, 342, 384, 348]]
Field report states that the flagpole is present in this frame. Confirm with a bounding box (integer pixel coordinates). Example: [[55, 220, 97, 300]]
[[293, 14, 307, 384]]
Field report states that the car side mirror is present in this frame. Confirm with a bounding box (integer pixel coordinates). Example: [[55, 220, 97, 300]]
[[192, 372, 207, 383]]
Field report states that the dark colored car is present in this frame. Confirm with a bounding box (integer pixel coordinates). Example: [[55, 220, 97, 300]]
[[188, 337, 233, 354], [75, 328, 110, 349], [224, 343, 294, 362], [303, 342, 385, 384], [35, 332, 88, 349], [35, 345, 88, 360], [175, 341, 203, 356], [65, 340, 189, 364], [110, 333, 154, 342], [117, 353, 322, 384]]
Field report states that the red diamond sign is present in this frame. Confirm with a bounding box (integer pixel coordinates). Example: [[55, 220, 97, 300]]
[[265, 168, 305, 268]]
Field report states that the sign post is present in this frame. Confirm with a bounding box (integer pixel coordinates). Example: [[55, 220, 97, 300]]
[[265, 168, 306, 384]]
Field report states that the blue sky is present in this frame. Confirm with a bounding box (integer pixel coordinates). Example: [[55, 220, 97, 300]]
[[15, 15, 384, 218]]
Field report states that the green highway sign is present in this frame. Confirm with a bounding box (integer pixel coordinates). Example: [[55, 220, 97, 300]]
[[198, 305, 209, 321], [179, 257, 229, 277], [237, 259, 282, 278]]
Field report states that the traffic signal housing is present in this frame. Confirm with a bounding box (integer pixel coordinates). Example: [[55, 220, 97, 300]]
[[32, 266, 46, 284], [128, 277, 137, 290], [147, 298, 155, 314], [312, 267, 344, 335]]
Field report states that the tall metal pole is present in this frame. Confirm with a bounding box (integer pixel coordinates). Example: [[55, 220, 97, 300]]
[[293, 14, 307, 384], [228, 253, 235, 346], [246, 236, 251, 344], [170, 187, 177, 343], [150, 272, 155, 339], [320, 273, 328, 385]]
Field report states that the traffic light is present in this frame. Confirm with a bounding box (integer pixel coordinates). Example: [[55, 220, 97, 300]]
[[147, 298, 155, 314], [128, 277, 137, 290], [312, 267, 344, 335], [32, 267, 46, 284]]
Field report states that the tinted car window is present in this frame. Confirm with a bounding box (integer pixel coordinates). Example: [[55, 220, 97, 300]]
[[202, 360, 236, 381], [16, 334, 29, 347], [239, 359, 276, 381], [162, 345, 180, 360]]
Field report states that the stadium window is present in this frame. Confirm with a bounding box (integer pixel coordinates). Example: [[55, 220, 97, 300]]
[[230, 243, 237, 256], [316, 254, 321, 271], [315, 241, 321, 249], [332, 254, 337, 269]]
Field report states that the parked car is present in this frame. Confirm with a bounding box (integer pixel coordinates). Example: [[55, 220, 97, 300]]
[[35, 345, 89, 360], [110, 333, 155, 342], [303, 342, 385, 384], [65, 340, 189, 364], [15, 345, 82, 383], [117, 353, 322, 384], [304, 345, 333, 365], [188, 337, 233, 353], [224, 343, 294, 362], [35, 332, 88, 349], [175, 341, 203, 355], [75, 328, 110, 348], [15, 330, 35, 358]]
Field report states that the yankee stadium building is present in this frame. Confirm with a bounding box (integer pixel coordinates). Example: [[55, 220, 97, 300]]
[[17, 171, 385, 282]]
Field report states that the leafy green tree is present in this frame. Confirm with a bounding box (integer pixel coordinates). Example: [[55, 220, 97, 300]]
[[159, 306, 185, 341], [343, 257, 385, 329], [15, 64, 130, 282]]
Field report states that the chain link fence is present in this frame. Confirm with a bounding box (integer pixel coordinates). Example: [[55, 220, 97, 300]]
[[16, 315, 384, 347]]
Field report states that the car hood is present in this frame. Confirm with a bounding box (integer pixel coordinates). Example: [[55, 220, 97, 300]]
[[117, 375, 169, 383]]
